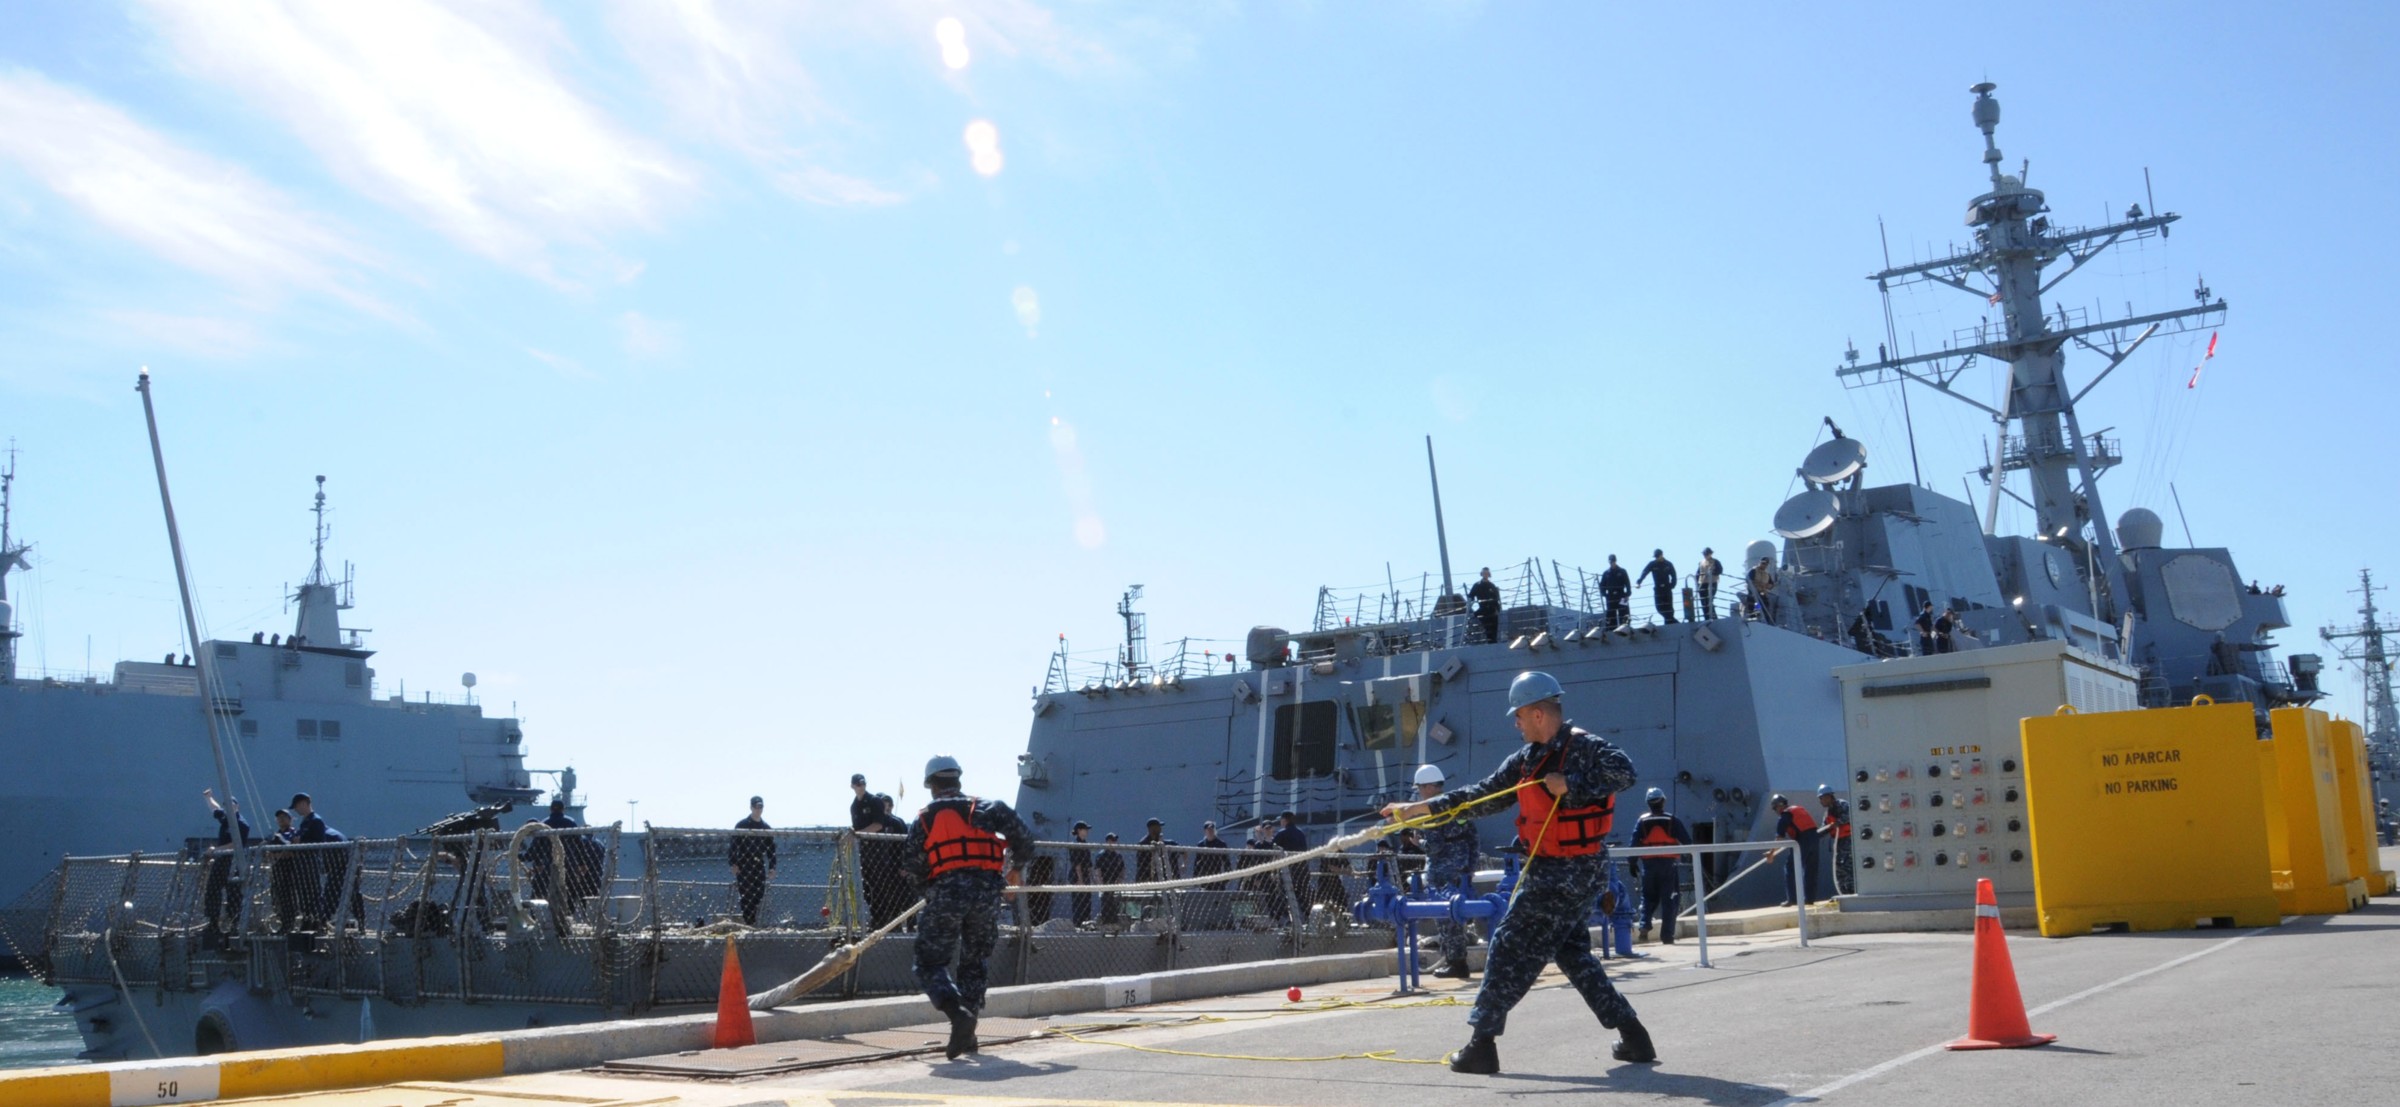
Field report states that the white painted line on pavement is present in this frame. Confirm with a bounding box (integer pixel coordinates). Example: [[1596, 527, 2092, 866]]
[[1758, 926, 2271, 1106]]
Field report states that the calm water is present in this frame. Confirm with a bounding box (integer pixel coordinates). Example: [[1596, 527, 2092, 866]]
[[0, 975, 81, 1069]]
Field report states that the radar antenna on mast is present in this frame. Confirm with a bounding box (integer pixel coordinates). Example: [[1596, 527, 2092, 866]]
[[1831, 81, 2227, 624]]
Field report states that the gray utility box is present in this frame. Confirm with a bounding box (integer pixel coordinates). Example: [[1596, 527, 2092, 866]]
[[1833, 639, 2138, 911]]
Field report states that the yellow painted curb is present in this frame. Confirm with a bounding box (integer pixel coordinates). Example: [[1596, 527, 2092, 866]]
[[0, 1038, 504, 1107], [218, 1039, 507, 1100], [2, 1068, 109, 1107]]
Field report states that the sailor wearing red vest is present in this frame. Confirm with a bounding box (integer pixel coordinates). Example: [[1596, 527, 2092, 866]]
[[1381, 671, 1655, 1074], [1629, 789, 1691, 944], [1770, 793, 1822, 906], [902, 754, 1036, 1059], [1816, 784, 1853, 896]]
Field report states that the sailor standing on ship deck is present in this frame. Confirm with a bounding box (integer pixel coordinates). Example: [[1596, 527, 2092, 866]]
[[729, 796, 777, 926], [1637, 550, 1678, 625], [1694, 548, 1724, 619], [1599, 556, 1632, 629], [1382, 671, 1656, 1074], [1468, 567, 1502, 645], [201, 789, 252, 947], [902, 755, 1034, 1060]]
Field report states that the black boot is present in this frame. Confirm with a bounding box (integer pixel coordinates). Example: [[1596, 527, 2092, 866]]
[[1611, 1017, 1657, 1063], [943, 1005, 978, 1059], [1446, 1033, 1499, 1074], [1432, 960, 1473, 980]]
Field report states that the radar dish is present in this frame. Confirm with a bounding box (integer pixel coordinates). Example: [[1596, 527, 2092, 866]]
[[461, 672, 478, 688], [1772, 489, 1841, 539], [1799, 437, 1868, 485]]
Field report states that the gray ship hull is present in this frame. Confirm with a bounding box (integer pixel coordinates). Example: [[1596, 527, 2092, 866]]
[[1016, 613, 1858, 881]]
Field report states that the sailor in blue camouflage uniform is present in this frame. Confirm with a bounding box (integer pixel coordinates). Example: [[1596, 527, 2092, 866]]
[[901, 754, 1036, 1059], [1383, 671, 1657, 1074], [1411, 763, 1481, 980]]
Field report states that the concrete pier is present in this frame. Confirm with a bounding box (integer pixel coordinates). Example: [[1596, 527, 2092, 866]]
[[11, 857, 2397, 1106]]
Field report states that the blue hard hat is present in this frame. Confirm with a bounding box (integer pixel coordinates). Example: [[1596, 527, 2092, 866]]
[[923, 754, 963, 782], [1645, 787, 1665, 802], [1505, 671, 1564, 717], [1817, 783, 1834, 796]]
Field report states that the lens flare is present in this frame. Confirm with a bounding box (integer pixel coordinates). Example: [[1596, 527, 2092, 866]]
[[934, 18, 971, 70], [1048, 416, 1106, 549], [964, 119, 1004, 177], [1012, 285, 1041, 337]]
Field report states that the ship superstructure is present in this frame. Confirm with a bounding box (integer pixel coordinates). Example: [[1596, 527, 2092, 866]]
[[1014, 82, 2323, 875], [0, 470, 542, 914]]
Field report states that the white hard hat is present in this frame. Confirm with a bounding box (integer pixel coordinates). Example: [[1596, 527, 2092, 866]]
[[1413, 764, 1445, 786]]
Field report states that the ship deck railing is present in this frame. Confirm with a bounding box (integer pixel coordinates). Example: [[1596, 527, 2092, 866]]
[[1038, 556, 1751, 695], [4, 827, 1505, 1016]]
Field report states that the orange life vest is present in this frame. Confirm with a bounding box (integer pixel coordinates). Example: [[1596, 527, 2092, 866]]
[[1634, 816, 1681, 847], [1825, 803, 1852, 839], [921, 796, 1006, 877], [1781, 805, 1818, 837], [1514, 733, 1614, 858]]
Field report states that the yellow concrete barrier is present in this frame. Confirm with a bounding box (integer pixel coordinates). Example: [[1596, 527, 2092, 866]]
[[2330, 717, 2398, 896], [2265, 708, 2366, 913], [2021, 698, 2281, 937]]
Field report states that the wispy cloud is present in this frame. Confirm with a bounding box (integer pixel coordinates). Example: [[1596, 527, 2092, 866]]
[[102, 310, 270, 360], [605, 0, 1127, 207], [618, 311, 680, 360], [607, 0, 911, 208], [0, 69, 378, 309], [774, 165, 908, 207], [135, 0, 688, 282], [525, 346, 591, 379]]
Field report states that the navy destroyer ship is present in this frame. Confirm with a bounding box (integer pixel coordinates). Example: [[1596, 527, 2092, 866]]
[[0, 461, 546, 929], [1013, 81, 2331, 869]]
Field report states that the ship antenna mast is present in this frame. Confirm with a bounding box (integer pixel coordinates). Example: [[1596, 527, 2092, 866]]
[[2322, 569, 2400, 779], [134, 369, 248, 890], [307, 475, 334, 589], [1832, 81, 2226, 623], [1117, 585, 1147, 681], [0, 441, 27, 683], [1426, 436, 1456, 600]]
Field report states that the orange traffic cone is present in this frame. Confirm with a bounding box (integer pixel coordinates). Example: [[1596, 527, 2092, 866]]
[[1948, 878, 2055, 1051], [714, 937, 756, 1049]]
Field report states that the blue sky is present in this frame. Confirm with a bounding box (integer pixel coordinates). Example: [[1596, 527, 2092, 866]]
[[1, 2, 2393, 830]]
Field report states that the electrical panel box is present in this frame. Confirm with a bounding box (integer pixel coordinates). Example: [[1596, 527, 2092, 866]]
[[1832, 639, 2138, 911]]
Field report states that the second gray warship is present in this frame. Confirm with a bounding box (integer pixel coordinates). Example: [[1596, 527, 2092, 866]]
[[1012, 82, 2341, 882]]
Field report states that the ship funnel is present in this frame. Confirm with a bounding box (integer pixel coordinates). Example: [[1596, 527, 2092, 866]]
[[2115, 508, 2165, 552]]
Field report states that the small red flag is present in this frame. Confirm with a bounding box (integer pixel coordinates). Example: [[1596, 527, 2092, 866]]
[[2186, 332, 2219, 389]]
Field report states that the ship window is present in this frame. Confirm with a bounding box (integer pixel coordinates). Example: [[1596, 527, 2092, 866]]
[[1272, 702, 1338, 780], [215, 644, 237, 660], [345, 662, 364, 688], [296, 719, 318, 739], [320, 720, 341, 740], [239, 719, 258, 737]]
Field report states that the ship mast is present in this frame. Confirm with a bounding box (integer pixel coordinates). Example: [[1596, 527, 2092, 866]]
[[1834, 82, 2227, 622], [0, 442, 26, 683], [135, 369, 247, 888], [289, 475, 351, 648], [2321, 569, 2400, 781]]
